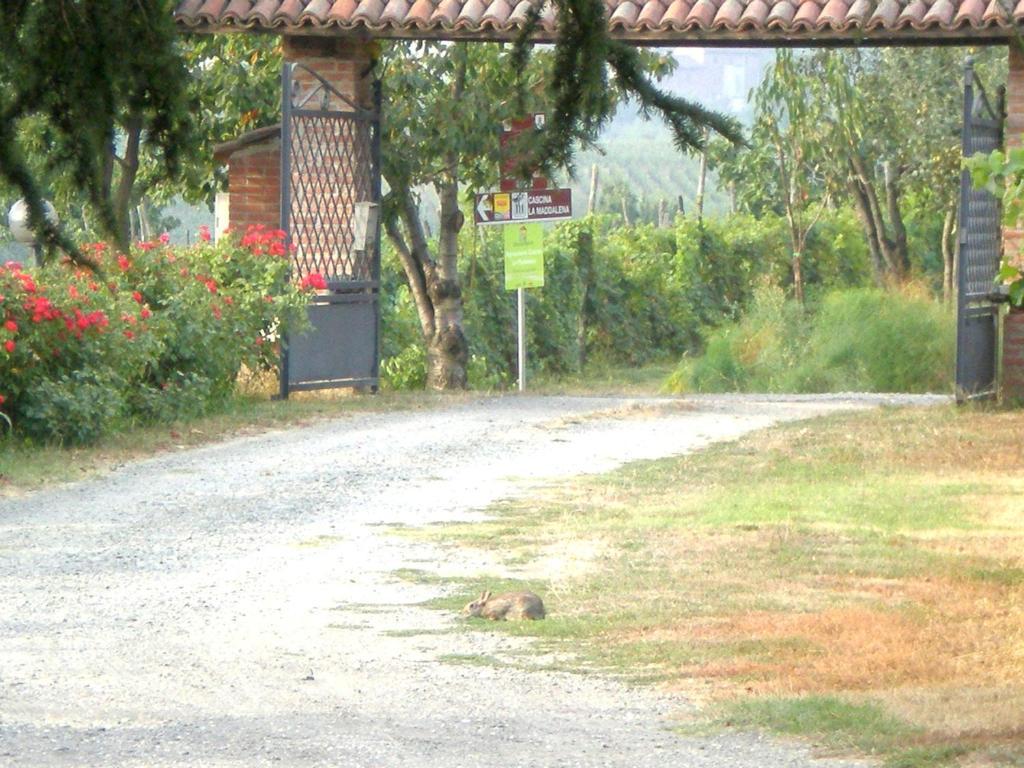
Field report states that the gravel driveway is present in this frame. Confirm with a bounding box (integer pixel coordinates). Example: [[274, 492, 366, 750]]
[[0, 393, 943, 767]]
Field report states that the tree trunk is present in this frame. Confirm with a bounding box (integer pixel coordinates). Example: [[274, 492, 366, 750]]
[[380, 49, 471, 392], [575, 230, 594, 370], [114, 115, 143, 243], [587, 164, 599, 215], [621, 196, 631, 226], [882, 161, 910, 277], [778, 143, 804, 303], [851, 154, 903, 280], [425, 278, 468, 390], [791, 251, 804, 304], [941, 203, 956, 304], [428, 165, 469, 390], [848, 174, 885, 285], [695, 128, 709, 223]]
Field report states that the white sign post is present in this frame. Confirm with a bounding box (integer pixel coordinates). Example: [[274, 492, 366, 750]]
[[504, 223, 545, 392], [517, 287, 526, 392]]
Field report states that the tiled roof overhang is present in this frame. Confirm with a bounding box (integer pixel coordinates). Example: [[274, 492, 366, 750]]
[[174, 0, 1023, 44]]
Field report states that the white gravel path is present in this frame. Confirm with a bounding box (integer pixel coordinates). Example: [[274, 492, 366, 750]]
[[0, 393, 945, 767]]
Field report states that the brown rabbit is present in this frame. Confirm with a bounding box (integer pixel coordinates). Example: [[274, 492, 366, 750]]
[[462, 590, 546, 621]]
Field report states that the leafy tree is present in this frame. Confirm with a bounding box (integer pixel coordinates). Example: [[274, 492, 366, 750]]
[[0, 1, 192, 259], [381, 39, 739, 389], [716, 46, 1004, 298], [2, 1, 741, 391]]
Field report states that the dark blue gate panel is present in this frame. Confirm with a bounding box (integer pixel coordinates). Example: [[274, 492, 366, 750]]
[[286, 294, 379, 390], [956, 60, 1003, 402], [279, 63, 382, 398]]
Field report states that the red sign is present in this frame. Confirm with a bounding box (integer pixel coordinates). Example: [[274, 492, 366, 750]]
[[475, 188, 573, 226], [500, 114, 548, 193]]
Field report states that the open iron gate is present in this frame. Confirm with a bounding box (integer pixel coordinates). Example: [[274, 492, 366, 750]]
[[956, 59, 1004, 402], [279, 63, 382, 398]]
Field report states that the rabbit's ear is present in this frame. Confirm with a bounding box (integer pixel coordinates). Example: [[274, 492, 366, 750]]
[[481, 590, 492, 602]]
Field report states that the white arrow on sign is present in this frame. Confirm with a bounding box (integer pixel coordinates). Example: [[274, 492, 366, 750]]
[[476, 195, 491, 222]]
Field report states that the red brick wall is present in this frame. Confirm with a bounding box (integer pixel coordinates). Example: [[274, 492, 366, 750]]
[[282, 37, 374, 109], [223, 37, 374, 266], [1006, 47, 1024, 401], [1004, 309, 1024, 402], [279, 37, 375, 281], [227, 140, 281, 235], [1005, 44, 1024, 265]]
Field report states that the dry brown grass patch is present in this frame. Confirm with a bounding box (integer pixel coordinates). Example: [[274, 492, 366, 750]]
[[655, 576, 1024, 697]]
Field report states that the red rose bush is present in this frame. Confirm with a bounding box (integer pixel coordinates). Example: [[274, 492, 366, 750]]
[[0, 226, 314, 444]]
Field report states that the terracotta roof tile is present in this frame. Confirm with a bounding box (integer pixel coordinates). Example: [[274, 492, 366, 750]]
[[982, 0, 1008, 23], [328, 0, 358, 20], [635, 0, 666, 26], [793, 0, 823, 25], [845, 0, 872, 24], [867, 0, 900, 26], [712, 0, 744, 27], [352, 0, 385, 22], [455, 0, 487, 25], [609, 0, 640, 26], [766, 0, 798, 25], [686, 0, 717, 26], [923, 0, 953, 24], [380, 0, 411, 23], [738, 0, 768, 26], [896, 0, 928, 25], [301, 0, 331, 16], [819, 0, 850, 26], [175, 0, 1024, 38], [660, 0, 692, 24], [404, 0, 432, 22]]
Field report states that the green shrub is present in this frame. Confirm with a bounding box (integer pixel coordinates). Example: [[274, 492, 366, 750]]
[[0, 227, 310, 444], [380, 344, 427, 390], [671, 284, 954, 394], [377, 208, 876, 390], [794, 285, 954, 393]]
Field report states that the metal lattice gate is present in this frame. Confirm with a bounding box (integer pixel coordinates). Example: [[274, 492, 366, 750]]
[[956, 59, 1004, 402], [279, 63, 382, 398]]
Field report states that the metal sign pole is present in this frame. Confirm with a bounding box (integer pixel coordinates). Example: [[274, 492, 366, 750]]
[[517, 287, 526, 392]]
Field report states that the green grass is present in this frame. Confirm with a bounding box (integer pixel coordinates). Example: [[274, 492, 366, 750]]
[[716, 695, 916, 752], [708, 696, 967, 768], [530, 361, 677, 396]]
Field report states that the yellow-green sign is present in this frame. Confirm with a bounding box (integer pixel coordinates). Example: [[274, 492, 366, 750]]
[[504, 223, 544, 290]]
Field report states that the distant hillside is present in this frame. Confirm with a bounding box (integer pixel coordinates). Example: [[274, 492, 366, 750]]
[[562, 49, 772, 223]]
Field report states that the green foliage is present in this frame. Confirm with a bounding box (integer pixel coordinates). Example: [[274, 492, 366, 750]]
[[673, 284, 954, 394], [0, 227, 310, 444], [718, 47, 1005, 287], [380, 344, 427, 391], [381, 208, 876, 389], [967, 145, 1024, 307], [0, 1, 192, 255]]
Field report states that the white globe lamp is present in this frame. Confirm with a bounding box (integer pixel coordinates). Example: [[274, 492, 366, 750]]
[[7, 199, 59, 266]]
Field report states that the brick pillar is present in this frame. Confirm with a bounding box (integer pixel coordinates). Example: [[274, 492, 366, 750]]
[[1005, 44, 1024, 263], [226, 140, 280, 235], [281, 37, 376, 282], [1003, 309, 1024, 402], [282, 37, 374, 110], [1002, 47, 1024, 401]]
